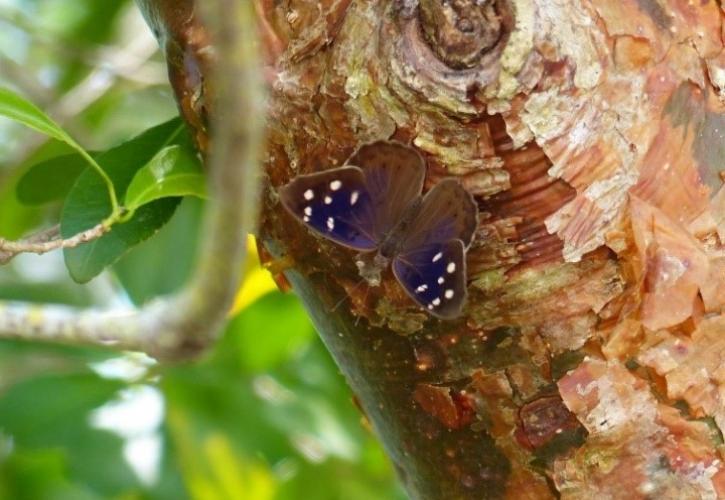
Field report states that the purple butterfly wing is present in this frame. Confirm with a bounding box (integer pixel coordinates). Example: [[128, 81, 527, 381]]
[[349, 141, 426, 239], [279, 141, 427, 251], [279, 166, 379, 251], [392, 240, 467, 318], [391, 178, 478, 318], [399, 178, 478, 250]]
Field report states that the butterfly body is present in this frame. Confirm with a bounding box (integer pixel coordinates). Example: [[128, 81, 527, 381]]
[[279, 141, 478, 319], [377, 197, 423, 259]]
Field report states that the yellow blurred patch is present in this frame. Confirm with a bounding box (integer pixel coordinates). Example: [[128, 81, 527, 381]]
[[230, 235, 278, 316], [202, 435, 276, 500], [168, 408, 277, 500]]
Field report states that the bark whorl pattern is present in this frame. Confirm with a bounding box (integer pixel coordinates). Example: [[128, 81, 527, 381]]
[[418, 0, 504, 70], [142, 0, 725, 498]]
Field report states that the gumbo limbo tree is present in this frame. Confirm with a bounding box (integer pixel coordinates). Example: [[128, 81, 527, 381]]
[[1, 0, 725, 498]]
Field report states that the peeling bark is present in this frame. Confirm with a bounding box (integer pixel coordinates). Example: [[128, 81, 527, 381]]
[[141, 0, 725, 498]]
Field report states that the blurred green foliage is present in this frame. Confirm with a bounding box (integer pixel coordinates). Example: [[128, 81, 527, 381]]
[[0, 0, 405, 498], [0, 288, 405, 499]]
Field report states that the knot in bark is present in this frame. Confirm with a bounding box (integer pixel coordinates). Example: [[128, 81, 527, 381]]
[[418, 0, 503, 69]]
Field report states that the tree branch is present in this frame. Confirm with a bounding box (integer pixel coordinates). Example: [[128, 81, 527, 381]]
[[0, 0, 264, 361], [0, 224, 106, 265]]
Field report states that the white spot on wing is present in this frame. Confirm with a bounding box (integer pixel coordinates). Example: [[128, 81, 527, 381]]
[[303, 216, 310, 222], [447, 262, 456, 273], [432, 298, 441, 306], [304, 189, 314, 200], [427, 304, 434, 310], [350, 191, 359, 205], [437, 277, 444, 284], [304, 206, 312, 216], [416, 284, 428, 293], [330, 180, 342, 191], [326, 217, 335, 230], [432, 252, 443, 262], [324, 195, 332, 205], [444, 289, 454, 299]]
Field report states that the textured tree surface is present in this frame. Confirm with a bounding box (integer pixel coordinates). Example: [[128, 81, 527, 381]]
[[140, 0, 725, 498]]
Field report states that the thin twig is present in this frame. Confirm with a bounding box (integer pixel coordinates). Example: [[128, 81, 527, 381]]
[[0, 225, 59, 264], [0, 0, 264, 361], [0, 224, 107, 265], [7, 225, 60, 244]]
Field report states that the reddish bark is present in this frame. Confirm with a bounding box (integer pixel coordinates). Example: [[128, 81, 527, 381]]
[[139, 0, 725, 498]]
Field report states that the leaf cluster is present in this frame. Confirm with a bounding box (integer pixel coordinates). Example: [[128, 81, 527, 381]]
[[1, 87, 206, 282]]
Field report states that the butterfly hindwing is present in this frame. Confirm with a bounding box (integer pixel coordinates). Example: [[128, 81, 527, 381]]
[[398, 178, 478, 251], [392, 240, 467, 319], [279, 166, 378, 251], [390, 179, 476, 318]]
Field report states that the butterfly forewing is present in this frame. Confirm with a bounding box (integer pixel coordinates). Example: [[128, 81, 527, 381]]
[[392, 240, 467, 318], [349, 141, 426, 240], [279, 166, 379, 251], [398, 178, 478, 252]]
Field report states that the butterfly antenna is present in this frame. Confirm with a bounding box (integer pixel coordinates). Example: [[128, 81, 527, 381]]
[[331, 277, 368, 314], [354, 283, 374, 326]]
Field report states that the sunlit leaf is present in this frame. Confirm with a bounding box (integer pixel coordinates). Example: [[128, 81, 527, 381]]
[[124, 145, 206, 213], [0, 87, 78, 148]]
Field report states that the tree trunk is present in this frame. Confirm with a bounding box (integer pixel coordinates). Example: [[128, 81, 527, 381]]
[[139, 0, 725, 498]]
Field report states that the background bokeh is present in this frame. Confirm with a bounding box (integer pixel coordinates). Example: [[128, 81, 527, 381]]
[[0, 1, 405, 498]]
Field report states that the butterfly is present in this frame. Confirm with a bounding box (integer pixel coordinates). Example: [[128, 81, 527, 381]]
[[279, 141, 478, 319]]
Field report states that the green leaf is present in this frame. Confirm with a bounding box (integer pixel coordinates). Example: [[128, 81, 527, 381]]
[[0, 87, 77, 147], [113, 197, 203, 305], [16, 153, 91, 206], [61, 117, 189, 283], [0, 140, 74, 239], [124, 145, 206, 213], [0, 87, 118, 214]]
